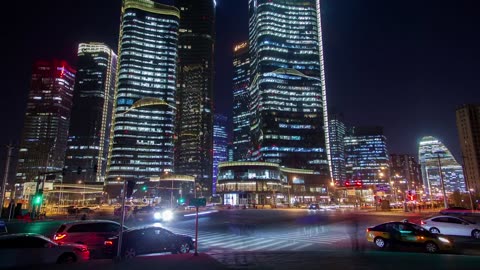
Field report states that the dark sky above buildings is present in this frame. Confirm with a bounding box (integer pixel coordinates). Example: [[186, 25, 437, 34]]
[[0, 0, 479, 164]]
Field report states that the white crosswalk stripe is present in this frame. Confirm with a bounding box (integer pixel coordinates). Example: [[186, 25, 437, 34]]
[[164, 226, 350, 252]]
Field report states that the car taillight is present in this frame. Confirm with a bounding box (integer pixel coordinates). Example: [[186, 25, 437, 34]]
[[104, 240, 113, 246], [421, 220, 426, 225], [366, 228, 371, 232], [54, 233, 67, 241]]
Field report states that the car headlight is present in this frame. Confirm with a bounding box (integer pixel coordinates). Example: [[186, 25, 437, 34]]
[[438, 237, 450, 244], [162, 210, 174, 221], [153, 212, 162, 220]]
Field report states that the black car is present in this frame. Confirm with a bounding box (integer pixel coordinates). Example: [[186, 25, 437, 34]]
[[104, 226, 194, 258], [308, 203, 320, 210]]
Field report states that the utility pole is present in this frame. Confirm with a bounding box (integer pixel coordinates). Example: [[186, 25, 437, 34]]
[[437, 154, 448, 209], [1, 145, 13, 212]]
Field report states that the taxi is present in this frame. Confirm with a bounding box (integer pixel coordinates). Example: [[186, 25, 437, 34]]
[[366, 221, 453, 253]]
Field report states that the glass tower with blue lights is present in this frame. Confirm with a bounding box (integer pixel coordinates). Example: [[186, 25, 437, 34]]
[[232, 41, 250, 161], [344, 127, 390, 186], [213, 114, 228, 194], [248, 0, 330, 179], [329, 115, 346, 183], [107, 0, 180, 183], [64, 43, 117, 183], [419, 136, 466, 195]]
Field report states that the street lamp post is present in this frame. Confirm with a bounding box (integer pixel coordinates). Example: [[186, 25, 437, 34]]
[[436, 154, 448, 209]]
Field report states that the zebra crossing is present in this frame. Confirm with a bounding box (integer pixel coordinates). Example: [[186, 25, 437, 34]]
[[163, 226, 350, 252]]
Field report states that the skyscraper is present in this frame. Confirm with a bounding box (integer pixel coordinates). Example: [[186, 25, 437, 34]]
[[16, 60, 76, 184], [344, 127, 390, 186], [390, 154, 422, 191], [456, 104, 480, 194], [64, 43, 117, 183], [213, 114, 228, 195], [248, 0, 330, 179], [106, 0, 180, 183], [419, 136, 466, 195], [232, 41, 250, 161], [328, 114, 346, 183], [174, 0, 215, 196]]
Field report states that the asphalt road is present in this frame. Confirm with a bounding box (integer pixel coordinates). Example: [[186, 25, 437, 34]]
[[5, 208, 480, 257]]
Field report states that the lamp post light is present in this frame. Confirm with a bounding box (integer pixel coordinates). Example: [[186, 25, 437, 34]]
[[468, 188, 475, 211]]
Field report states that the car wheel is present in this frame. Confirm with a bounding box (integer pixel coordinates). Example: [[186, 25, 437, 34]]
[[124, 247, 136, 259], [472, 230, 480, 239], [374, 237, 387, 249], [178, 242, 191, 254], [57, 253, 76, 264], [429, 227, 440, 234], [425, 241, 439, 253]]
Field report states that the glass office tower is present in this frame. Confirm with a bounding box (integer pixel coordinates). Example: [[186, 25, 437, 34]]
[[213, 114, 228, 195], [64, 43, 117, 183], [107, 0, 180, 183], [248, 0, 330, 179], [16, 60, 76, 183], [232, 41, 251, 161], [174, 0, 215, 196]]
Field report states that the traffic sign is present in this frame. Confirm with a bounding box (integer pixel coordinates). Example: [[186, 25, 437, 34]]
[[190, 198, 206, 207]]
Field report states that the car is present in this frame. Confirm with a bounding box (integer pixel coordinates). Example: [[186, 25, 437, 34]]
[[420, 215, 480, 239], [103, 225, 195, 258], [0, 233, 89, 268], [308, 203, 320, 210], [52, 220, 127, 256], [439, 207, 480, 216], [366, 221, 454, 253]]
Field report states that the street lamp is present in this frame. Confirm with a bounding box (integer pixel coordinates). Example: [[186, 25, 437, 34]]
[[78, 180, 86, 206], [468, 188, 475, 211]]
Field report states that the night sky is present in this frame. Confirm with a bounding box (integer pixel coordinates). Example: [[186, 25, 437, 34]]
[[1, 0, 479, 173]]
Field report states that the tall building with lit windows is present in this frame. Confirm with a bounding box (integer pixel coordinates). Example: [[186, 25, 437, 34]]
[[106, 0, 180, 183], [328, 114, 346, 183], [418, 136, 466, 195], [344, 126, 390, 186], [64, 43, 117, 183], [16, 60, 76, 184], [174, 0, 215, 196], [248, 0, 330, 180], [213, 114, 228, 195], [232, 41, 250, 161]]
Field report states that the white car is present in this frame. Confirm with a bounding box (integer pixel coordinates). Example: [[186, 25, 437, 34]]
[[0, 233, 89, 268], [421, 215, 480, 239]]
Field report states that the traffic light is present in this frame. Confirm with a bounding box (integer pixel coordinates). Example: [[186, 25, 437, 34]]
[[178, 198, 185, 204], [142, 185, 147, 192], [32, 193, 43, 206]]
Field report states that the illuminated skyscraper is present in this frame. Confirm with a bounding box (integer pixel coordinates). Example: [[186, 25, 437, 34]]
[[248, 0, 330, 180], [174, 0, 215, 196], [390, 154, 422, 191], [328, 115, 346, 183], [344, 127, 390, 186], [232, 41, 251, 161], [107, 0, 180, 183], [456, 104, 480, 194], [419, 136, 466, 195], [213, 114, 228, 194], [64, 43, 117, 183], [16, 60, 76, 183]]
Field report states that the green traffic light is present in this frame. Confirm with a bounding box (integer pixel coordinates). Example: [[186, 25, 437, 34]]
[[142, 186, 147, 191], [33, 195, 42, 205]]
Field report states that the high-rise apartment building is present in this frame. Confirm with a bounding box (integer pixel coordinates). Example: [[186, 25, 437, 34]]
[[107, 0, 180, 183], [232, 41, 250, 161], [248, 0, 330, 180], [213, 114, 228, 195], [64, 43, 117, 183], [174, 0, 215, 196], [344, 127, 390, 186], [16, 60, 76, 183], [328, 115, 346, 183], [419, 136, 466, 195], [456, 104, 480, 194], [390, 154, 422, 191]]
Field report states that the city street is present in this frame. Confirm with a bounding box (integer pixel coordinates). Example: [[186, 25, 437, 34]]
[[5, 207, 480, 269]]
